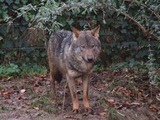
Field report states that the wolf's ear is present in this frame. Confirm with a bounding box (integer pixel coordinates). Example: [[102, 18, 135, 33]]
[[91, 25, 100, 38], [71, 26, 80, 38]]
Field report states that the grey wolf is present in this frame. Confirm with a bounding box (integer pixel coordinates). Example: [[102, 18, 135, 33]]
[[47, 26, 101, 113]]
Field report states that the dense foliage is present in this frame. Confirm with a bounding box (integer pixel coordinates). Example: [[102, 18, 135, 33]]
[[0, 0, 160, 83], [0, 0, 45, 65]]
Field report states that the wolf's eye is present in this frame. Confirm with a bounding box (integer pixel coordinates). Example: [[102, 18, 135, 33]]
[[91, 44, 95, 48], [81, 45, 85, 49]]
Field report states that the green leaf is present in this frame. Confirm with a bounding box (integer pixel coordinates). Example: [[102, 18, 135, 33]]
[[117, 9, 121, 16], [67, 19, 74, 25], [0, 36, 3, 41], [41, 52, 46, 57], [2, 12, 8, 19], [79, 20, 85, 27], [121, 29, 127, 34], [2, 5, 8, 10], [15, 0, 20, 4], [5, 0, 13, 5], [21, 0, 27, 5]]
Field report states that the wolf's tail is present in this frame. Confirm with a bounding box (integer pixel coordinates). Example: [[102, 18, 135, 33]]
[[54, 70, 63, 83]]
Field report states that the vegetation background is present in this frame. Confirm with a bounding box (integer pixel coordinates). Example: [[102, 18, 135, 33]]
[[0, 0, 160, 84]]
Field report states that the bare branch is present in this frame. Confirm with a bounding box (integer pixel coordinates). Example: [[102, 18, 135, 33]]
[[101, 3, 159, 40]]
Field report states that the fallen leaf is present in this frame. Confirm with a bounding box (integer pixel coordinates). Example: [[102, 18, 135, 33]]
[[130, 102, 140, 106], [51, 99, 57, 104], [2, 91, 9, 96], [97, 88, 103, 91], [156, 94, 160, 101], [105, 83, 108, 87], [64, 114, 77, 119], [20, 89, 26, 94], [123, 101, 130, 107], [158, 110, 160, 115], [99, 112, 107, 116], [34, 107, 40, 110], [105, 98, 115, 104], [149, 105, 158, 112], [7, 76, 13, 81]]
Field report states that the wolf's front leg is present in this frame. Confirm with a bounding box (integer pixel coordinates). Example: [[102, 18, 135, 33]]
[[66, 75, 79, 113], [82, 74, 92, 113]]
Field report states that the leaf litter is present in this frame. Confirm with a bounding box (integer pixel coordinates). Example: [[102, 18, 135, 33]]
[[0, 70, 159, 120]]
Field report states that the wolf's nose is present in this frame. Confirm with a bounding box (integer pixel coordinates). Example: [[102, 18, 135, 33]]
[[87, 56, 93, 62]]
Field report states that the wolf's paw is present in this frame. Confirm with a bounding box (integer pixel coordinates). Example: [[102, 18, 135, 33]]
[[83, 108, 94, 114], [72, 109, 80, 114]]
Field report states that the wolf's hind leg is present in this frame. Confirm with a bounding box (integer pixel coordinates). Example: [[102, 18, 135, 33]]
[[48, 56, 56, 96], [49, 67, 56, 95], [66, 75, 79, 113]]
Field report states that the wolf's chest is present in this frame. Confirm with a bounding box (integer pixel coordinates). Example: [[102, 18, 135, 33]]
[[66, 59, 93, 77]]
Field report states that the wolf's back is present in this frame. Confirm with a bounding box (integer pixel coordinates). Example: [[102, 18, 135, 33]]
[[47, 31, 72, 83], [48, 31, 72, 54]]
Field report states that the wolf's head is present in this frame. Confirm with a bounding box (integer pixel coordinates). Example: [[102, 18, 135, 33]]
[[71, 26, 101, 63]]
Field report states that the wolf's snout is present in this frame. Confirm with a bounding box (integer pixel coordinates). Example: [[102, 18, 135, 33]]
[[87, 55, 93, 63]]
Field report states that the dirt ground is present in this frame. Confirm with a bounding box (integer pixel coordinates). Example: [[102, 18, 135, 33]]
[[0, 70, 160, 120]]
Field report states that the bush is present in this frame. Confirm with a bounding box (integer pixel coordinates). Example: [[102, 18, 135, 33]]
[[0, 63, 20, 77], [0, 63, 47, 77], [0, 0, 160, 83]]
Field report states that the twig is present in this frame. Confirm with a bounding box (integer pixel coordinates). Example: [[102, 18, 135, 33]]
[[98, 0, 160, 41], [113, 5, 159, 40], [141, 4, 160, 19], [109, 5, 148, 37], [117, 110, 125, 117]]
